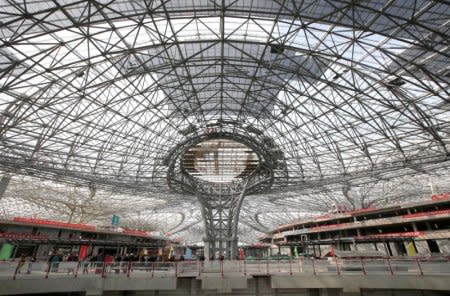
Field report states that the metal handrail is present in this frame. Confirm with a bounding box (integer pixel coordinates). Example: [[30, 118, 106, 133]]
[[2, 257, 449, 280]]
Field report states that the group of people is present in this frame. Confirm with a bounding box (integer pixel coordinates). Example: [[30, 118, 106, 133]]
[[79, 253, 171, 274], [15, 251, 79, 274], [48, 252, 80, 272]]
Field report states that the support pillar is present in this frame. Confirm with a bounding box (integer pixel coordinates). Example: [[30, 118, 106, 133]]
[[353, 239, 358, 251], [203, 241, 210, 261], [198, 181, 248, 259]]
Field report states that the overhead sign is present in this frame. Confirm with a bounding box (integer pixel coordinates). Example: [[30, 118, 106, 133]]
[[0, 232, 49, 239], [123, 229, 149, 237], [403, 209, 450, 219], [13, 217, 96, 231], [111, 214, 120, 226], [358, 231, 423, 239], [0, 243, 14, 260], [431, 192, 449, 201]]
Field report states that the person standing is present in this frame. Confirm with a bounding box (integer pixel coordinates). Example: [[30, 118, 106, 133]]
[[50, 253, 61, 272], [26, 255, 36, 274], [82, 256, 90, 274]]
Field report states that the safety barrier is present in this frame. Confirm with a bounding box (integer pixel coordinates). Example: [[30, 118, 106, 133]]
[[1, 257, 449, 280]]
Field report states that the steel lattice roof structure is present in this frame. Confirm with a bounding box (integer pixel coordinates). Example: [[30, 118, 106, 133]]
[[0, 0, 449, 244]]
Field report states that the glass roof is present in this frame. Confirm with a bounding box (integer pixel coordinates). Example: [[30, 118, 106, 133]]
[[182, 138, 258, 183], [0, 0, 449, 243]]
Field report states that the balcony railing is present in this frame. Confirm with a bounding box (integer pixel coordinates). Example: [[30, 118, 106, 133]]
[[2, 257, 449, 280]]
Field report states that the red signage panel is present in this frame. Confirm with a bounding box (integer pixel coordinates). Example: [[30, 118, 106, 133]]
[[13, 217, 96, 231]]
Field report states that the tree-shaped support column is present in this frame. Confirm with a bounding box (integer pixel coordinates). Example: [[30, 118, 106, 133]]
[[197, 181, 248, 260]]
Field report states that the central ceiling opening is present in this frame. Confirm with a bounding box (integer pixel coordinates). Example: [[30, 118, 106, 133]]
[[182, 139, 259, 184]]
